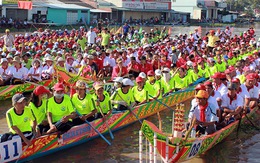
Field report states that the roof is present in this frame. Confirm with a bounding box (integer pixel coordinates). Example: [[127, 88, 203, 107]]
[[90, 9, 112, 13], [39, 3, 90, 10]]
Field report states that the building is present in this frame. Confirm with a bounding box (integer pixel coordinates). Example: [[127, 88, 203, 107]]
[[97, 0, 189, 23], [0, 0, 98, 25], [172, 0, 227, 20]]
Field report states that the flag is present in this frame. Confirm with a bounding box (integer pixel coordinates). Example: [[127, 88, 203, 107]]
[[138, 27, 143, 34], [168, 27, 172, 35], [18, 0, 33, 10], [115, 27, 122, 34], [110, 28, 115, 34]]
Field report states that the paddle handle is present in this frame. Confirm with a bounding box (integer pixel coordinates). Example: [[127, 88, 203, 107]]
[[97, 105, 114, 140], [76, 110, 111, 145]]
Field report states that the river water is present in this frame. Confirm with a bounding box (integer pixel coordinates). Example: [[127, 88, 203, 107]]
[[0, 24, 260, 163]]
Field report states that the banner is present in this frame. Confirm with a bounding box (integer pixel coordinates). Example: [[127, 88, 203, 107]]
[[18, 0, 32, 10]]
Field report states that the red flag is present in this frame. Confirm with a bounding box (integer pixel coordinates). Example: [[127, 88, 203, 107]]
[[168, 27, 172, 35], [18, 0, 33, 10]]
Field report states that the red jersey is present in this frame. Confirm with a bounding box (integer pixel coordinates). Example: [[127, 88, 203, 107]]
[[112, 66, 128, 79], [140, 62, 153, 74]]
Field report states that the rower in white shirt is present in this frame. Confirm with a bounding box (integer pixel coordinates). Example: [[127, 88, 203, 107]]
[[42, 56, 54, 80], [9, 56, 28, 84], [241, 73, 259, 109], [0, 58, 12, 85], [27, 59, 42, 82], [221, 83, 243, 123], [189, 90, 218, 134], [212, 72, 228, 96]]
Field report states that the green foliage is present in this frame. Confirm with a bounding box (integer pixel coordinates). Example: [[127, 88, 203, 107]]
[[225, 0, 260, 15]]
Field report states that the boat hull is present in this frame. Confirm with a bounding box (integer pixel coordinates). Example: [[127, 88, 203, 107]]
[[141, 107, 259, 162], [0, 80, 55, 100], [1, 79, 204, 163]]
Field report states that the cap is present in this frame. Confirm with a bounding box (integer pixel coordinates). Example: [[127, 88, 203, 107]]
[[53, 83, 65, 91], [32, 59, 41, 66], [33, 86, 50, 96], [0, 58, 8, 64], [122, 78, 134, 86], [45, 56, 53, 61], [195, 90, 209, 99], [204, 81, 213, 86], [139, 72, 146, 79], [211, 72, 222, 79], [94, 83, 104, 90], [246, 73, 255, 80], [162, 67, 170, 73], [195, 84, 206, 91], [113, 77, 123, 83], [136, 76, 143, 83], [13, 56, 21, 63], [155, 69, 162, 76], [147, 70, 155, 76], [232, 78, 240, 83], [57, 57, 65, 62], [12, 93, 26, 105], [87, 55, 94, 59], [76, 80, 88, 89], [227, 83, 237, 90]]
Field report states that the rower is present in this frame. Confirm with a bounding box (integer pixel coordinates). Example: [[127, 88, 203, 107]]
[[29, 86, 51, 135], [0, 58, 12, 85], [27, 59, 42, 82], [212, 72, 228, 96], [132, 76, 149, 105], [111, 78, 135, 111], [9, 56, 28, 84], [93, 82, 112, 119], [146, 70, 161, 99], [46, 83, 76, 134], [204, 81, 222, 122], [241, 73, 259, 109], [188, 90, 218, 135], [221, 83, 243, 124], [1, 94, 36, 146], [71, 80, 96, 125]]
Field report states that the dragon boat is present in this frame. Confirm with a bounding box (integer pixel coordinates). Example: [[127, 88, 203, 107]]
[[140, 104, 259, 162], [0, 80, 55, 101], [0, 78, 205, 163]]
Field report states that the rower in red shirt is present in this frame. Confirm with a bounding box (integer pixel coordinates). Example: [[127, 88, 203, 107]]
[[151, 54, 161, 70], [127, 55, 140, 77], [160, 52, 171, 68], [112, 58, 128, 79], [140, 56, 153, 74]]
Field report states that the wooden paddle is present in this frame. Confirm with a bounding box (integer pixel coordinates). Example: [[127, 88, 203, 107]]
[[75, 110, 111, 145], [114, 90, 142, 124], [96, 103, 114, 140]]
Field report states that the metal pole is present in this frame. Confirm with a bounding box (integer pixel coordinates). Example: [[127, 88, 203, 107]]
[[165, 137, 169, 162], [149, 142, 153, 163], [153, 133, 157, 163], [139, 130, 143, 163]]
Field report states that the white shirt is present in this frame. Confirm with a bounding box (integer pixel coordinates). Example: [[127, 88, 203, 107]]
[[28, 67, 42, 81], [188, 103, 219, 122], [221, 93, 243, 110], [87, 31, 97, 44], [241, 84, 259, 99], [237, 84, 250, 99], [9, 65, 28, 79], [214, 83, 228, 96], [42, 65, 54, 75], [0, 66, 12, 79]]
